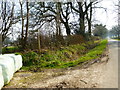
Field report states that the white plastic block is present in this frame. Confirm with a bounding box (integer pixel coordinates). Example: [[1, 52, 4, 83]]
[[14, 55, 22, 71], [3, 54, 23, 72], [0, 66, 4, 89], [9, 55, 22, 72], [0, 56, 15, 85], [3, 54, 15, 56]]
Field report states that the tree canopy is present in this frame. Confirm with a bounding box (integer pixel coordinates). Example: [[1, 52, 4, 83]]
[[93, 24, 108, 39]]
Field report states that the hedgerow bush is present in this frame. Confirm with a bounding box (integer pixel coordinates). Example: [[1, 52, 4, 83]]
[[2, 46, 20, 54], [18, 40, 104, 71], [22, 51, 40, 66]]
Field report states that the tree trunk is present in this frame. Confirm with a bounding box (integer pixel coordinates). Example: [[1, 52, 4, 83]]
[[88, 3, 92, 36], [38, 30, 41, 53], [78, 2, 85, 36], [88, 20, 91, 36], [65, 22, 71, 35], [56, 2, 61, 36], [79, 14, 85, 36], [24, 1, 29, 48], [19, 0, 24, 48], [20, 1, 24, 41]]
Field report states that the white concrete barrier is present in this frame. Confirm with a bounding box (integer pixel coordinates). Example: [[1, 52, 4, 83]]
[[12, 55, 22, 72], [0, 56, 15, 85], [0, 66, 4, 90], [3, 54, 23, 72], [0, 54, 22, 89]]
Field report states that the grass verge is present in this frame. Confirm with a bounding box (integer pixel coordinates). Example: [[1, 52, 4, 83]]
[[59, 40, 108, 68], [20, 40, 107, 71]]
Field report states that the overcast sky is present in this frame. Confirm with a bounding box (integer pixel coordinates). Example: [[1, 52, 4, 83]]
[[94, 0, 118, 30]]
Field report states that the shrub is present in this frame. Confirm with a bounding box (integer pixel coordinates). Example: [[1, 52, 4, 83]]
[[2, 46, 20, 54], [22, 51, 40, 66], [20, 40, 105, 70], [65, 35, 85, 45], [92, 36, 101, 40]]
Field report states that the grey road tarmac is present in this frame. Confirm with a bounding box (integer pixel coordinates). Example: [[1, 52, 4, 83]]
[[98, 39, 118, 88]]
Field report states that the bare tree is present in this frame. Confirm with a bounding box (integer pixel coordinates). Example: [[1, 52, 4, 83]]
[[85, 2, 92, 36], [118, 0, 120, 25], [19, 0, 24, 43], [70, 1, 94, 36], [56, 2, 61, 36], [60, 2, 71, 36], [0, 1, 17, 41], [24, 0, 29, 48], [18, 0, 30, 48]]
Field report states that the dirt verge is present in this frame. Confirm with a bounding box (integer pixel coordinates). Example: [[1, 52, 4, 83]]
[[3, 47, 109, 88]]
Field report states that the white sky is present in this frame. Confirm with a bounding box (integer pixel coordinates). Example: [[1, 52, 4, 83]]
[[94, 0, 118, 30]]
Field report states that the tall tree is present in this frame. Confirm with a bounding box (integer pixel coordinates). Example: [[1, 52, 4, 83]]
[[29, 2, 71, 36], [85, 2, 92, 36], [118, 0, 120, 25], [0, 1, 18, 41], [60, 2, 71, 35], [24, 0, 29, 47], [70, 1, 93, 36], [56, 2, 61, 36], [19, 0, 24, 43], [93, 24, 108, 38], [18, 0, 30, 48]]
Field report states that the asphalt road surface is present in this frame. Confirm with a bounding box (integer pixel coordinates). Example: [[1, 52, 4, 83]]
[[98, 39, 118, 88]]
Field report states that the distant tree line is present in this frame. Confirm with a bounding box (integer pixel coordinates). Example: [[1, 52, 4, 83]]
[[109, 25, 120, 39]]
